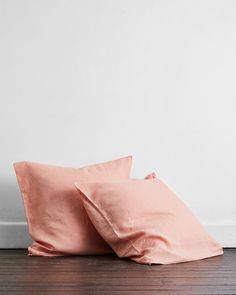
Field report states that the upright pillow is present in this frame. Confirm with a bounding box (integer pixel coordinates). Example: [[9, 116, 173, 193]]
[[14, 156, 132, 256], [75, 178, 223, 264]]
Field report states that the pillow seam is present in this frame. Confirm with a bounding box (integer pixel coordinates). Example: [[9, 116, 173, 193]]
[[80, 192, 142, 256]]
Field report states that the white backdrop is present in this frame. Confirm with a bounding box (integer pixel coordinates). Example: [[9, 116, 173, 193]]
[[0, 0, 236, 247]]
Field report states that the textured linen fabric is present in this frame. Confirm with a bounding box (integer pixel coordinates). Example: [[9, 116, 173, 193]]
[[14, 156, 132, 256], [75, 178, 223, 264]]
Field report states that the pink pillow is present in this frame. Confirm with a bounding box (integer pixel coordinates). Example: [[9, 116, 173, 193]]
[[75, 178, 223, 264], [14, 156, 132, 256]]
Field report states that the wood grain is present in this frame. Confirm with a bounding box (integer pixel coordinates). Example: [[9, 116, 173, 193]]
[[0, 249, 235, 294]]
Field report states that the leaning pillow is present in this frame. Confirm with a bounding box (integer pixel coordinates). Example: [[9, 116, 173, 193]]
[[75, 178, 223, 264], [14, 156, 132, 256]]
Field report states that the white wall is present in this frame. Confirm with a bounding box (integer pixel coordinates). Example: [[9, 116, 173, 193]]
[[0, 0, 236, 247]]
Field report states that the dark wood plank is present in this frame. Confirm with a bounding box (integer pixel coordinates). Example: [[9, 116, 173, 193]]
[[0, 249, 235, 294]]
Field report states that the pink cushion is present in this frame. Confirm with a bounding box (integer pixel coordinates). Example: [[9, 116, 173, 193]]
[[14, 156, 132, 256], [75, 178, 223, 264]]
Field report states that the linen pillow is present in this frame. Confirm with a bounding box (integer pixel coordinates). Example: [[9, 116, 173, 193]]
[[14, 156, 132, 256], [75, 178, 223, 264]]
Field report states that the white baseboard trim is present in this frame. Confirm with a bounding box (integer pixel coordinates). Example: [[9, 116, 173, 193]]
[[0, 222, 32, 248], [0, 221, 235, 248], [205, 223, 236, 248]]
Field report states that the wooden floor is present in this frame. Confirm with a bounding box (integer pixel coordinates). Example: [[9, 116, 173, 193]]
[[0, 249, 235, 294]]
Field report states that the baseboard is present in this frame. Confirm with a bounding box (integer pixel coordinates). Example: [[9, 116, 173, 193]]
[[0, 221, 235, 248], [0, 222, 32, 248], [205, 222, 236, 248]]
